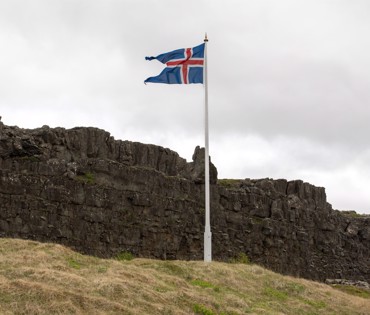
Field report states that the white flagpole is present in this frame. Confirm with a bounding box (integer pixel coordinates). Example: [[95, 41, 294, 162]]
[[204, 33, 212, 262]]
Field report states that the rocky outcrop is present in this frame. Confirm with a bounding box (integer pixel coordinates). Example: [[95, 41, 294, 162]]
[[325, 279, 370, 290], [215, 178, 370, 282], [0, 121, 369, 283]]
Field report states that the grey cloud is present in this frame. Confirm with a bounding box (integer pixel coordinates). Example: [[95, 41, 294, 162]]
[[0, 0, 369, 213]]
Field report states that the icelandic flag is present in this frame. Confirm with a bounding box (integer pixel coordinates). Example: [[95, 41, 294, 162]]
[[144, 43, 205, 84]]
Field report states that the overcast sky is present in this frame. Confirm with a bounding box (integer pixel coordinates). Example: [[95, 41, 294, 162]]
[[1, 0, 370, 213]]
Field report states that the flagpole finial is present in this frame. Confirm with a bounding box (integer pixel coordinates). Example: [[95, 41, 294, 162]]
[[204, 33, 208, 42]]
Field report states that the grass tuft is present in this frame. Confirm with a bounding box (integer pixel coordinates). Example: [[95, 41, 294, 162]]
[[229, 253, 250, 264], [191, 279, 219, 291], [217, 179, 241, 188], [67, 257, 82, 269], [115, 251, 134, 261], [193, 303, 216, 315]]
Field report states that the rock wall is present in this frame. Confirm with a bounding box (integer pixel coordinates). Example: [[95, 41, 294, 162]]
[[0, 121, 369, 283]]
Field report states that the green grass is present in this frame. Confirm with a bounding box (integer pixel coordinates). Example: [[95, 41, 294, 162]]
[[217, 179, 242, 188], [264, 286, 288, 301], [191, 279, 219, 291], [66, 257, 82, 269], [332, 284, 370, 299], [115, 251, 134, 261], [229, 253, 250, 264], [157, 261, 190, 278], [301, 298, 327, 309], [0, 238, 369, 315], [340, 210, 365, 218], [193, 303, 216, 315]]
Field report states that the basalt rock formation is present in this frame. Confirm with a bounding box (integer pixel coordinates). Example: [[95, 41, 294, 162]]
[[0, 121, 369, 283]]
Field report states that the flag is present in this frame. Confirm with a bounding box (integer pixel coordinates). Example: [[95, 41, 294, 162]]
[[144, 43, 205, 84]]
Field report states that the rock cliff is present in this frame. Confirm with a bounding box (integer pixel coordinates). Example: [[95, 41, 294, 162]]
[[0, 121, 369, 283]]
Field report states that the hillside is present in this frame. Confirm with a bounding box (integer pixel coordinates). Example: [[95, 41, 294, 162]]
[[0, 238, 369, 315]]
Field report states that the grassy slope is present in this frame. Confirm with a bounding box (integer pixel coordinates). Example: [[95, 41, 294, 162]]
[[0, 238, 369, 315]]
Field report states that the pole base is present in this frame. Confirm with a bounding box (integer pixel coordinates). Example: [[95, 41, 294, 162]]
[[204, 231, 212, 262]]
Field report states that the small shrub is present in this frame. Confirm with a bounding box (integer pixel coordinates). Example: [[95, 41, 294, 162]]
[[76, 172, 95, 184], [115, 251, 134, 261], [85, 172, 94, 182], [229, 253, 250, 264]]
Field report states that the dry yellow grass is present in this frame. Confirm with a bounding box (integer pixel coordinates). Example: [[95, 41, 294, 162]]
[[0, 238, 369, 315]]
